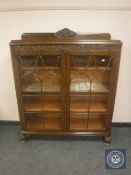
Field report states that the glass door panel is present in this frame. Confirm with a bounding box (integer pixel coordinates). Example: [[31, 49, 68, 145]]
[[44, 113, 64, 130], [39, 55, 65, 128], [89, 95, 108, 113], [19, 55, 62, 93], [70, 55, 112, 93], [69, 54, 113, 131], [71, 55, 112, 68], [25, 113, 43, 131], [88, 114, 108, 130], [23, 95, 42, 112], [41, 56, 61, 93], [70, 70, 109, 93], [43, 95, 63, 112], [25, 113, 64, 131], [19, 54, 65, 131], [70, 113, 88, 130], [69, 113, 107, 130], [19, 56, 41, 93], [70, 95, 90, 112]]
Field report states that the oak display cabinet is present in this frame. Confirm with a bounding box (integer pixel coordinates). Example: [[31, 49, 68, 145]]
[[10, 28, 122, 144]]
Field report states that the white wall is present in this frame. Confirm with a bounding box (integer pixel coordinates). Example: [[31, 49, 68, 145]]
[[0, 10, 131, 122], [0, 0, 131, 11]]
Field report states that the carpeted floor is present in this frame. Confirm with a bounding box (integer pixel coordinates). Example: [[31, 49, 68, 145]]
[[0, 124, 130, 175]]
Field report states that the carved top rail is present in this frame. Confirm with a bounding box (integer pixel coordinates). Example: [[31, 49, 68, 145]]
[[21, 28, 111, 40], [10, 28, 122, 51]]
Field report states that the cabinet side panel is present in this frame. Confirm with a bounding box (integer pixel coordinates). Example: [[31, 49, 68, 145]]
[[108, 48, 122, 128], [10, 45, 25, 130]]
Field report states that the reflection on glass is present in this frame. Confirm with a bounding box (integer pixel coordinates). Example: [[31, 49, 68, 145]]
[[70, 55, 112, 93], [19, 55, 62, 93]]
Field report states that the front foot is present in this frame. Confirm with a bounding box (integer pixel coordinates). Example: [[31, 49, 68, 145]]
[[102, 134, 112, 145], [20, 133, 27, 143]]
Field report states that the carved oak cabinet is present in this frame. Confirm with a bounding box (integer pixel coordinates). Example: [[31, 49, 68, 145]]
[[10, 29, 122, 144]]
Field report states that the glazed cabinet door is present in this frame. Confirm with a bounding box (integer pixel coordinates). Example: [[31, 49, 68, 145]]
[[67, 52, 114, 131], [18, 53, 66, 131]]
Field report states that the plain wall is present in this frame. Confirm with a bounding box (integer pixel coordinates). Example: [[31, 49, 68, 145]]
[[0, 0, 131, 10], [0, 10, 130, 122]]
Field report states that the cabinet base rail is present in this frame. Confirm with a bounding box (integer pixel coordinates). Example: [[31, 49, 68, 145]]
[[20, 130, 112, 145]]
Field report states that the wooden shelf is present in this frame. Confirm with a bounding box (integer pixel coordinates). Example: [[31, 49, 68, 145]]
[[23, 95, 62, 112], [70, 117, 106, 130], [22, 81, 108, 93], [70, 82, 109, 93], [70, 102, 107, 112], [43, 103, 62, 112], [26, 115, 42, 131], [44, 117, 62, 129], [88, 118, 106, 130], [24, 102, 42, 112], [25, 113, 63, 131], [24, 102, 62, 112], [71, 67, 111, 71], [22, 81, 61, 92], [21, 66, 60, 70], [70, 117, 87, 129]]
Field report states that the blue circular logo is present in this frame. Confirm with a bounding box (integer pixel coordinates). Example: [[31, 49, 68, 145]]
[[107, 150, 125, 168]]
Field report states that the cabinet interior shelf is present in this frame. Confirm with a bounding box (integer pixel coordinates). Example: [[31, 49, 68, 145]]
[[25, 114, 106, 131], [70, 102, 107, 112], [21, 66, 60, 70], [22, 81, 61, 93], [22, 81, 109, 93], [25, 113, 63, 130], [21, 66, 111, 71], [70, 117, 106, 130], [71, 67, 111, 71], [70, 82, 109, 93], [24, 101, 107, 113], [24, 102, 62, 112]]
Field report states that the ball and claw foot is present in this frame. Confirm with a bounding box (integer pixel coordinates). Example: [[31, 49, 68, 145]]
[[102, 134, 112, 145]]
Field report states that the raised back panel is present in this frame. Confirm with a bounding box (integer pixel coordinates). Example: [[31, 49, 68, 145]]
[[22, 28, 111, 40]]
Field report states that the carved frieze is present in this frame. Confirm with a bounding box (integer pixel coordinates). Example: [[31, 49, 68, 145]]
[[15, 44, 120, 54]]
